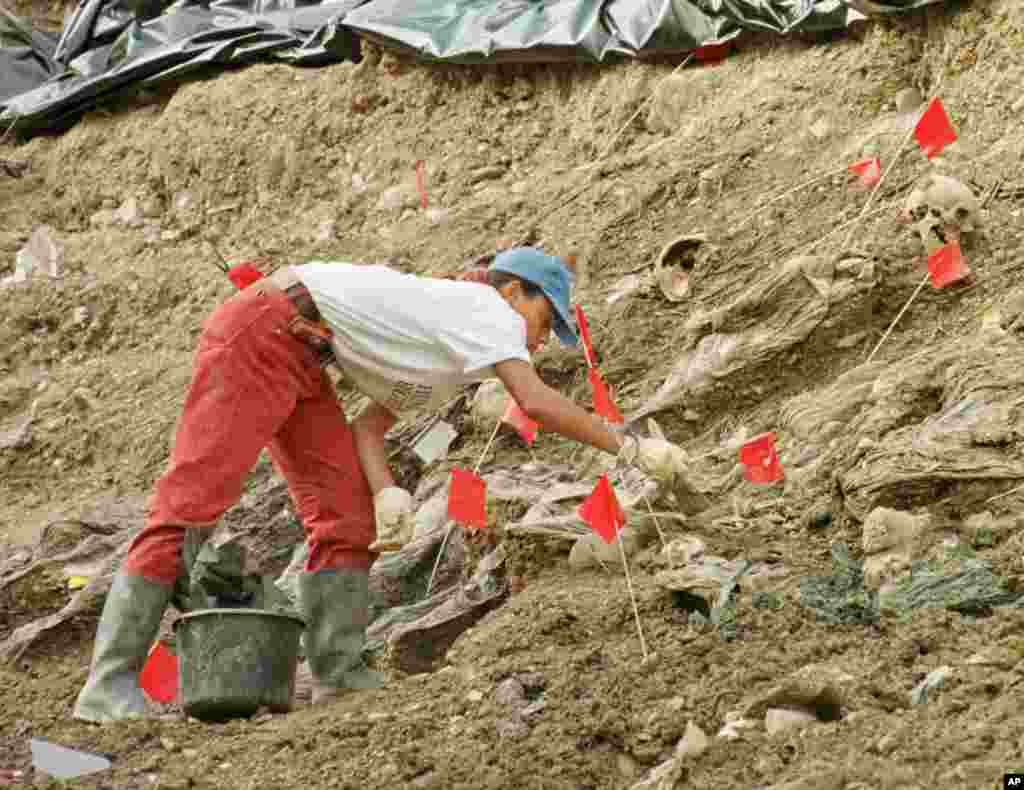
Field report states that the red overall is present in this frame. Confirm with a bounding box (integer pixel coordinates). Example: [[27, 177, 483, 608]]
[[124, 283, 376, 587]]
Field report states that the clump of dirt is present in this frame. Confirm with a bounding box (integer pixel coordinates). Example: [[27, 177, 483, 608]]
[[3, 0, 1024, 788]]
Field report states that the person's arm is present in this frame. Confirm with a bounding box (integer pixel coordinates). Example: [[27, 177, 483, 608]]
[[350, 401, 399, 495], [494, 359, 623, 455]]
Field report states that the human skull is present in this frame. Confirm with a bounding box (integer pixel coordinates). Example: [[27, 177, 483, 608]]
[[899, 174, 981, 252]]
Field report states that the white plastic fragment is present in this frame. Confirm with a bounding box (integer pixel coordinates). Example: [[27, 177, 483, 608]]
[[6, 226, 62, 285], [412, 420, 458, 464], [31, 738, 111, 779]]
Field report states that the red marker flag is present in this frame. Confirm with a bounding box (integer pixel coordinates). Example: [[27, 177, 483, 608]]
[[589, 368, 624, 424], [415, 160, 428, 209], [228, 262, 265, 290], [577, 474, 625, 545], [139, 641, 177, 704], [739, 432, 784, 484], [848, 158, 881, 189], [448, 467, 487, 530], [927, 241, 970, 289], [502, 399, 538, 446], [914, 97, 957, 159], [574, 304, 595, 366]]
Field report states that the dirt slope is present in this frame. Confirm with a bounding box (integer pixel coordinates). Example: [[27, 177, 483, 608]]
[[2, 1, 1024, 788]]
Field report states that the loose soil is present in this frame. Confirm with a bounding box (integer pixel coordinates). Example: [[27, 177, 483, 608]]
[[2, 1, 1024, 788]]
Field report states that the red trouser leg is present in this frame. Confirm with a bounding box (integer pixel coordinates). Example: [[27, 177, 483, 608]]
[[124, 285, 373, 585], [268, 375, 375, 574]]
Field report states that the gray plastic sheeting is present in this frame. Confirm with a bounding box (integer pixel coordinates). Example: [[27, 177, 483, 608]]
[[2, 0, 946, 137]]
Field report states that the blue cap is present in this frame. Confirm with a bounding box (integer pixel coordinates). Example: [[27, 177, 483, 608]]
[[489, 247, 579, 347]]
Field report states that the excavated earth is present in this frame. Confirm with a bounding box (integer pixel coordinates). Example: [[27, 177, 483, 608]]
[[3, 1, 1024, 788]]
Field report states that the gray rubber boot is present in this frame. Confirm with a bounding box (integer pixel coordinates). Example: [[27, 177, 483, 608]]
[[73, 572, 173, 723], [299, 569, 384, 704]]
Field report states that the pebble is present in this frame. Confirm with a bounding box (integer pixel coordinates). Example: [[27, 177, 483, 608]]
[[895, 87, 923, 113], [496, 716, 529, 739], [809, 118, 832, 140], [675, 721, 709, 758], [765, 707, 818, 735], [494, 678, 526, 707], [617, 753, 640, 778]]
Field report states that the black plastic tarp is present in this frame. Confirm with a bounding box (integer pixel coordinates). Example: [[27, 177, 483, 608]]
[[1, 0, 946, 137], [0, 6, 59, 103]]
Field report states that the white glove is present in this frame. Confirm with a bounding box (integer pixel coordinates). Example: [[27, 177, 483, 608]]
[[617, 436, 690, 484], [369, 487, 415, 552]]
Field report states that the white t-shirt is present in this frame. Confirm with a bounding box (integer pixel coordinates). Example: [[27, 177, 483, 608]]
[[293, 262, 531, 416]]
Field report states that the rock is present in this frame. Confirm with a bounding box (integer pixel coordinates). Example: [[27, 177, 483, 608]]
[[173, 191, 194, 213], [141, 196, 163, 218], [412, 771, 437, 787], [469, 165, 505, 184], [629, 756, 682, 790], [661, 536, 705, 568], [494, 678, 526, 707], [159, 738, 178, 752], [471, 379, 510, 424], [377, 184, 419, 212], [606, 274, 648, 305], [965, 646, 1020, 671], [617, 753, 640, 779], [895, 87, 923, 113], [675, 721, 709, 758], [655, 557, 788, 597], [861, 507, 931, 590], [114, 197, 144, 226], [569, 528, 643, 571], [517, 672, 546, 693], [314, 220, 337, 243], [809, 117, 832, 140], [71, 306, 90, 326], [835, 331, 867, 349], [717, 716, 759, 739], [1013, 95, 1024, 114], [89, 209, 117, 228], [910, 666, 952, 705], [765, 707, 818, 736], [742, 663, 856, 720], [521, 699, 546, 718], [496, 716, 529, 739], [425, 208, 450, 225], [466, 690, 484, 703]]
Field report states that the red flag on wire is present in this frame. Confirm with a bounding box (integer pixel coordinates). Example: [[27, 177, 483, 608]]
[[848, 158, 881, 189], [448, 467, 487, 530], [228, 262, 265, 290], [914, 97, 957, 159], [927, 242, 970, 289], [415, 160, 428, 209], [577, 474, 625, 544], [139, 641, 177, 704], [574, 304, 596, 366], [502, 399, 538, 446], [589, 368, 624, 424], [739, 432, 784, 484]]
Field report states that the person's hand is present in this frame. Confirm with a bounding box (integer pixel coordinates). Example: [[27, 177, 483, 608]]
[[369, 487, 415, 552], [617, 436, 690, 484]]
